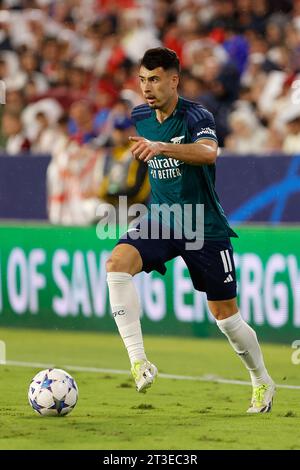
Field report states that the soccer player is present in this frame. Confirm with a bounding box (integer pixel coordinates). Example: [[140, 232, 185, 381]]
[[106, 47, 275, 413]]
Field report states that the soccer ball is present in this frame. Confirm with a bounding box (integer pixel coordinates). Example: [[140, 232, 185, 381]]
[[28, 368, 78, 416]]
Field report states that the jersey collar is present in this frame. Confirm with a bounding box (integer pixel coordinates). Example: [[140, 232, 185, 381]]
[[153, 96, 181, 124]]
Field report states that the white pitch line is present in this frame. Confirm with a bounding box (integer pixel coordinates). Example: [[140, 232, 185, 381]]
[[3, 360, 300, 390]]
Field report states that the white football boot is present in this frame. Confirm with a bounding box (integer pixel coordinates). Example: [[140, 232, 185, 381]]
[[247, 381, 276, 413], [131, 360, 158, 393]]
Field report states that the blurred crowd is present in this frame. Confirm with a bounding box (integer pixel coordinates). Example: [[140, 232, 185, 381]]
[[0, 0, 300, 222]]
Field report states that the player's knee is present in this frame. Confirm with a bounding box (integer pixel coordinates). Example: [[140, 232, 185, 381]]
[[106, 245, 142, 275], [208, 298, 238, 320], [106, 256, 126, 273]]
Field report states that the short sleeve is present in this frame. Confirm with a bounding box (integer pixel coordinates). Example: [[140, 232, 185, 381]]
[[187, 106, 218, 144]]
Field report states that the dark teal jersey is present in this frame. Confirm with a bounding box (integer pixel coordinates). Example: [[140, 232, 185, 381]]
[[131, 97, 237, 240]]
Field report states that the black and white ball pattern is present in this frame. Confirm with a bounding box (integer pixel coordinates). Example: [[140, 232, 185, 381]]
[[28, 368, 78, 416]]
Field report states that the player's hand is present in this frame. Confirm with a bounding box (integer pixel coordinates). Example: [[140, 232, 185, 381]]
[[129, 136, 165, 162]]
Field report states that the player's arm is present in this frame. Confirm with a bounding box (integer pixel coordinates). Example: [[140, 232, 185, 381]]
[[129, 136, 218, 165], [158, 138, 217, 165]]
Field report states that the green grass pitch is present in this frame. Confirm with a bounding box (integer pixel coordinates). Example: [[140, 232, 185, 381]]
[[0, 327, 299, 450]]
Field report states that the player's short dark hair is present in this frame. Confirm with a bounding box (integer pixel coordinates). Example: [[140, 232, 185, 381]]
[[140, 47, 180, 73]]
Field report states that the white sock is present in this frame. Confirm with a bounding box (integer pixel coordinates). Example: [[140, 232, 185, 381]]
[[107, 272, 147, 366], [216, 312, 272, 387]]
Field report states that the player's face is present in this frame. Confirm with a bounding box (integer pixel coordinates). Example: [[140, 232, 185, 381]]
[[139, 66, 179, 110]]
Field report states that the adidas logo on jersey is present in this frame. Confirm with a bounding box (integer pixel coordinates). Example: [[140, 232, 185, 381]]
[[224, 274, 234, 283]]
